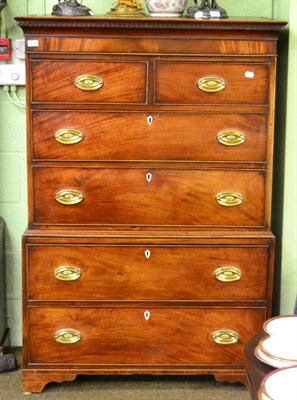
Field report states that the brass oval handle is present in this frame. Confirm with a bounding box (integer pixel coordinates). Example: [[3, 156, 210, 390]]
[[217, 131, 246, 147], [197, 77, 226, 93], [55, 129, 84, 145], [54, 266, 82, 281], [74, 75, 104, 91], [211, 330, 239, 345], [214, 266, 242, 282], [215, 192, 243, 207], [54, 329, 82, 345], [55, 189, 84, 205]]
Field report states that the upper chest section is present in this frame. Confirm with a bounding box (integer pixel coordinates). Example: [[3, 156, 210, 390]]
[[17, 17, 285, 109]]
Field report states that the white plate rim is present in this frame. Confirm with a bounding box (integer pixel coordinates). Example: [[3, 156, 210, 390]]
[[260, 365, 297, 400], [259, 335, 297, 362], [254, 345, 297, 369], [263, 315, 297, 338]]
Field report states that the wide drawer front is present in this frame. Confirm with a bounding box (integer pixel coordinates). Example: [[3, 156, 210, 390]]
[[27, 244, 268, 301], [32, 167, 266, 227], [27, 307, 265, 365], [31, 61, 147, 104], [32, 111, 267, 162], [155, 62, 269, 105]]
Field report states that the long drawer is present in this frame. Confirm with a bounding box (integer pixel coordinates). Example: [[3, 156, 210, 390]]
[[31, 111, 267, 162], [32, 167, 266, 227], [31, 61, 148, 104], [155, 62, 269, 105], [27, 307, 265, 365], [26, 244, 269, 301]]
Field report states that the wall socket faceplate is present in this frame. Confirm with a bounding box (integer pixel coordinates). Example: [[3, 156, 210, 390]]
[[15, 39, 25, 60], [0, 64, 26, 85], [0, 40, 26, 85]]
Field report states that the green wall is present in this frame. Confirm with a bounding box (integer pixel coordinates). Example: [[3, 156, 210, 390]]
[[0, 1, 294, 346], [278, 0, 297, 314]]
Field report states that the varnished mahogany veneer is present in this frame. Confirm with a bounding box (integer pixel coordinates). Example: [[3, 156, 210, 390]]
[[17, 16, 286, 393], [27, 244, 269, 301], [31, 112, 267, 162], [27, 307, 265, 365], [32, 167, 266, 227], [155, 62, 269, 105], [31, 61, 148, 104]]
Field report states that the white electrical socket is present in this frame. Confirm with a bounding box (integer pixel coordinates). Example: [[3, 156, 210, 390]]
[[15, 39, 25, 59], [0, 64, 26, 85]]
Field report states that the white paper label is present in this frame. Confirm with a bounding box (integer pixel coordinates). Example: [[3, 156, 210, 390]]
[[194, 11, 204, 19], [27, 40, 39, 48], [210, 10, 221, 17], [245, 71, 255, 79]]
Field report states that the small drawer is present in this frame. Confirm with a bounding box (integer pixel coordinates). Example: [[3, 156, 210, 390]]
[[32, 111, 267, 162], [27, 244, 269, 301], [32, 167, 266, 228], [31, 60, 147, 104], [27, 307, 265, 366], [155, 62, 269, 105]]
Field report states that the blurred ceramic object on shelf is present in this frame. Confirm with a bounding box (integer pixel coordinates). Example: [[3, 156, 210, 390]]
[[187, 0, 228, 19], [145, 0, 189, 17], [52, 0, 93, 16], [107, 0, 146, 17]]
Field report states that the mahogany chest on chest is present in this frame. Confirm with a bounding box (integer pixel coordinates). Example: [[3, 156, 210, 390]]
[[16, 16, 286, 393]]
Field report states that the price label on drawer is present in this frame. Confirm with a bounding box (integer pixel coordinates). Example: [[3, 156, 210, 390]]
[[27, 39, 39, 48], [245, 71, 255, 79]]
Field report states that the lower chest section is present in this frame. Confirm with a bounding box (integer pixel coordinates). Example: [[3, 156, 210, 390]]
[[24, 235, 273, 367]]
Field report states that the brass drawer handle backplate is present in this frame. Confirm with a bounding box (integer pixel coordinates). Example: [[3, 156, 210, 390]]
[[55, 129, 84, 145], [215, 192, 243, 207], [211, 330, 239, 345], [74, 75, 104, 91], [54, 266, 82, 281], [55, 189, 84, 205], [217, 131, 246, 146], [54, 329, 82, 345], [214, 266, 242, 282], [197, 77, 226, 93]]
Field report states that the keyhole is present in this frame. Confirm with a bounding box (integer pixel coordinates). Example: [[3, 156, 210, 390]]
[[146, 173, 152, 183], [147, 115, 153, 125], [145, 249, 151, 259], [144, 311, 150, 320]]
